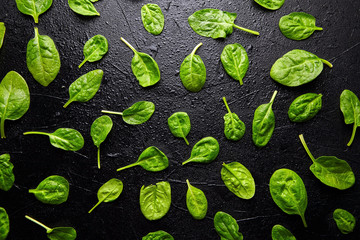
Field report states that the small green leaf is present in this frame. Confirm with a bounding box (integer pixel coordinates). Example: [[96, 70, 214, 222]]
[[186, 179, 208, 220], [0, 208, 9, 240], [15, 0, 53, 23], [333, 208, 356, 234], [91, 115, 113, 169], [288, 93, 322, 122], [79, 35, 108, 68], [168, 112, 191, 145], [221, 43, 249, 85], [254, 0, 285, 10], [68, 0, 100, 16], [0, 154, 15, 191], [340, 89, 360, 146], [271, 225, 296, 240], [182, 137, 219, 165], [223, 97, 245, 141], [214, 211, 243, 240], [0, 22, 5, 49], [142, 230, 174, 240], [141, 4, 164, 35]]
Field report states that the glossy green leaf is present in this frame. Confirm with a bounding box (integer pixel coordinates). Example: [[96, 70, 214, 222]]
[[0, 154, 15, 191], [23, 128, 84, 151], [0, 22, 5, 49], [288, 93, 322, 122], [79, 35, 108, 68], [68, 0, 99, 16], [214, 211, 243, 240], [88, 178, 123, 213], [0, 71, 30, 139], [271, 225, 296, 240], [15, 0, 53, 23], [91, 115, 113, 169], [223, 97, 245, 141], [141, 4, 164, 35], [168, 112, 191, 145], [0, 208, 9, 240], [142, 230, 174, 240], [333, 209, 356, 234], [252, 90, 277, 147], [221, 43, 249, 85], [186, 179, 207, 220], [188, 9, 259, 39], [340, 89, 360, 146], [27, 27, 61, 87], [270, 49, 332, 87], [182, 137, 219, 165], [254, 0, 284, 10], [140, 181, 171, 221], [269, 169, 308, 227]]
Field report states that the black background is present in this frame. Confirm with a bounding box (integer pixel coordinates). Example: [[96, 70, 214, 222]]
[[1, 0, 360, 239]]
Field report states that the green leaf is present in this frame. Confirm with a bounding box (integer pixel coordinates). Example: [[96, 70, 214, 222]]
[[288, 93, 322, 122], [221, 162, 255, 199], [68, 0, 100, 16], [333, 209, 356, 234], [269, 169, 308, 227], [0, 208, 9, 240], [221, 43, 249, 85], [0, 22, 5, 49], [180, 43, 206, 92], [29, 175, 69, 205], [0, 71, 30, 139], [23, 128, 84, 151], [223, 97, 245, 141], [88, 178, 123, 213], [142, 230, 174, 240], [254, 0, 285, 10], [63, 69, 103, 108], [0, 154, 15, 191], [15, 0, 53, 23], [139, 181, 171, 221], [168, 112, 191, 145], [279, 12, 323, 40], [214, 211, 243, 240], [270, 49, 332, 87], [91, 115, 113, 169], [188, 9, 259, 39], [26, 27, 61, 87], [182, 137, 219, 165], [340, 89, 360, 146], [79, 35, 108, 68], [186, 179, 208, 220], [252, 90, 277, 147], [271, 225, 296, 240], [141, 4, 164, 35]]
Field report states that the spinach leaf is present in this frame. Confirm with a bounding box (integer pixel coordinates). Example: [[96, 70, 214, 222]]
[[63, 69, 103, 108], [0, 208, 9, 240], [254, 0, 284, 10], [23, 128, 84, 151], [288, 93, 322, 122], [182, 137, 219, 165], [180, 43, 206, 92], [168, 112, 191, 145], [272, 225, 296, 240], [91, 115, 113, 169], [223, 97, 245, 141], [88, 178, 123, 213], [188, 9, 259, 39], [333, 209, 356, 234], [117, 146, 168, 172], [0, 22, 5, 49], [186, 179, 207, 220], [79, 35, 108, 68], [269, 169, 308, 227], [340, 89, 360, 146], [270, 49, 332, 87], [214, 211, 243, 240], [252, 90, 277, 147], [142, 230, 174, 240], [221, 43, 249, 85], [29, 175, 69, 205], [0, 154, 15, 191], [25, 215, 76, 240], [102, 101, 155, 125], [139, 181, 171, 221], [68, 0, 100, 16], [141, 4, 164, 35], [279, 12, 323, 40], [299, 134, 355, 190], [120, 37, 160, 87], [0, 71, 30, 139], [221, 162, 255, 199], [27, 27, 61, 87], [15, 0, 53, 23]]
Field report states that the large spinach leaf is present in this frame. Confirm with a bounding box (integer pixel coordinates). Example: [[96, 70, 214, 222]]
[[272, 225, 296, 240], [340, 89, 360, 146], [223, 97, 245, 141], [288, 93, 322, 122], [68, 0, 100, 16], [254, 0, 284, 10], [79, 35, 108, 68], [182, 137, 219, 165], [0, 154, 14, 191], [141, 4, 164, 35], [0, 207, 9, 240], [15, 0, 53, 23], [214, 211, 243, 240], [0, 23, 5, 49], [186, 179, 208, 220], [168, 112, 191, 145], [333, 209, 356, 234], [142, 230, 174, 240], [221, 43, 249, 85], [91, 115, 113, 169]]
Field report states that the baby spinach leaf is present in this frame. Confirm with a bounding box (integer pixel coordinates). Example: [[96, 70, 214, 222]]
[[168, 112, 191, 145], [254, 0, 284, 10], [29, 175, 69, 205], [333, 209, 356, 234], [180, 43, 206, 92], [223, 97, 245, 141], [0, 71, 30, 139], [23, 128, 84, 151], [252, 90, 277, 147], [0, 22, 5, 49], [270, 49, 332, 87], [91, 115, 113, 169], [188, 9, 259, 39], [102, 101, 155, 125], [27, 27, 61, 87], [269, 169, 308, 227], [25, 215, 76, 240], [214, 211, 243, 240], [68, 0, 100, 16], [0, 207, 9, 240], [0, 154, 15, 191], [186, 179, 208, 220], [79, 35, 108, 68], [182, 137, 219, 165], [279, 12, 323, 40], [299, 134, 355, 190], [63, 69, 103, 108], [272, 225, 296, 240], [142, 230, 173, 240], [121, 37, 160, 87], [141, 4, 164, 35], [117, 146, 168, 172], [221, 162, 255, 200], [288, 93, 322, 122], [221, 43, 249, 85], [15, 0, 53, 23], [140, 181, 171, 221], [88, 178, 123, 213], [340, 89, 360, 146]]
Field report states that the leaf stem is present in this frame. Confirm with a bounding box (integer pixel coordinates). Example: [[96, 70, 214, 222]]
[[101, 110, 123, 116], [88, 198, 105, 214], [315, 27, 323, 31], [183, 136, 189, 145], [222, 97, 232, 114], [120, 37, 137, 54], [23, 131, 50, 136], [1, 117, 5, 138], [116, 162, 139, 171], [33, 15, 39, 24], [182, 158, 192, 166], [300, 214, 308, 228], [97, 147, 101, 169], [191, 42, 203, 55], [25, 215, 52, 232], [321, 59, 333, 68], [298, 134, 316, 162], [347, 123, 357, 146], [186, 179, 190, 187], [270, 90, 278, 104], [28, 189, 38, 193], [63, 99, 73, 108], [233, 24, 260, 36], [78, 58, 87, 69]]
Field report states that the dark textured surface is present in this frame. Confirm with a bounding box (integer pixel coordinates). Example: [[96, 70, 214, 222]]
[[1, 0, 360, 239]]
